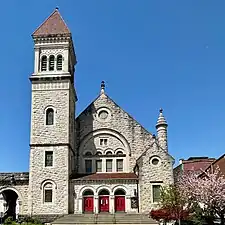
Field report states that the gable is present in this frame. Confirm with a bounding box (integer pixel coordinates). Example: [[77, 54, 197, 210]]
[[76, 93, 155, 171]]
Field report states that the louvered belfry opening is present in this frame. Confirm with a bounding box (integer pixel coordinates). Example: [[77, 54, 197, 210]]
[[49, 55, 55, 71], [57, 55, 63, 70], [41, 56, 47, 71]]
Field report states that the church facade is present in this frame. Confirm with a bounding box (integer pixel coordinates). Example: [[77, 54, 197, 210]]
[[0, 9, 174, 219]]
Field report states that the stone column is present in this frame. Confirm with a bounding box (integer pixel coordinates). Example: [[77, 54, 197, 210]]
[[78, 197, 83, 214], [102, 159, 106, 172], [94, 195, 99, 214], [126, 196, 131, 213], [110, 195, 115, 214], [63, 47, 69, 72], [34, 47, 40, 73], [113, 158, 116, 172]]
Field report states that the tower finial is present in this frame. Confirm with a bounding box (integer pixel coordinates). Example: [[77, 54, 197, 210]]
[[100, 81, 105, 94]]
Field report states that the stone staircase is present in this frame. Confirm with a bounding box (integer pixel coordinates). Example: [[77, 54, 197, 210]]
[[52, 213, 159, 224]]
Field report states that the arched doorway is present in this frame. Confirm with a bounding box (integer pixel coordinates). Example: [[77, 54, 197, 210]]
[[83, 190, 94, 213], [0, 189, 18, 221], [99, 189, 110, 212], [114, 189, 126, 212]]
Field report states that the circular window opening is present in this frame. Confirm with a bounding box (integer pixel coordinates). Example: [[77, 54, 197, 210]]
[[98, 110, 109, 120], [151, 158, 160, 166]]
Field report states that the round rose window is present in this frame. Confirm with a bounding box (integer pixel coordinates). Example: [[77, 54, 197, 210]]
[[98, 110, 108, 120]]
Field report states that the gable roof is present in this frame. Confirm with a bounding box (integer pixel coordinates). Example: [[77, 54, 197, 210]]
[[135, 139, 174, 165], [76, 92, 153, 137], [32, 8, 71, 37], [73, 173, 138, 181]]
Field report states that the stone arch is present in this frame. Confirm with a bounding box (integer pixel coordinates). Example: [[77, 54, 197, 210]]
[[0, 187, 23, 203], [83, 189, 94, 196], [79, 128, 131, 155], [40, 179, 57, 190], [0, 187, 23, 217], [115, 189, 126, 195], [96, 186, 112, 195], [115, 148, 125, 155], [112, 185, 128, 195], [79, 186, 96, 198], [43, 105, 56, 114]]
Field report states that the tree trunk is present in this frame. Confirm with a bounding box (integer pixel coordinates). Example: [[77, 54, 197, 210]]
[[220, 213, 224, 225]]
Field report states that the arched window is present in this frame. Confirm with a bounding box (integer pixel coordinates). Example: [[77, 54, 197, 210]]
[[96, 151, 102, 155], [106, 151, 113, 155], [46, 108, 54, 125], [57, 55, 63, 70], [85, 152, 92, 156], [41, 55, 47, 71], [43, 182, 53, 203], [116, 151, 124, 155], [49, 55, 55, 71]]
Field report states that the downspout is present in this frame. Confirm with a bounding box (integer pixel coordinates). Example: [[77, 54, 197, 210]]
[[136, 178, 139, 213]]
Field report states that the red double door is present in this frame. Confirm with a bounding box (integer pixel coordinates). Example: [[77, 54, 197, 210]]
[[115, 196, 125, 212], [99, 196, 109, 212], [84, 197, 94, 212]]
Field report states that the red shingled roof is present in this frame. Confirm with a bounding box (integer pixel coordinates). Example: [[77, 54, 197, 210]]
[[75, 173, 138, 181], [33, 8, 70, 37]]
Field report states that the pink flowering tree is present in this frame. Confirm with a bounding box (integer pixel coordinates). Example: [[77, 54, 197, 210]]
[[179, 167, 225, 225]]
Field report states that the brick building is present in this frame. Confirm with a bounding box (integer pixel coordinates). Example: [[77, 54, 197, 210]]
[[0, 9, 174, 220], [173, 157, 216, 182]]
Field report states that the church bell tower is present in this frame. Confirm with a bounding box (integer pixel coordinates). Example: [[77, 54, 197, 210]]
[[28, 8, 77, 215]]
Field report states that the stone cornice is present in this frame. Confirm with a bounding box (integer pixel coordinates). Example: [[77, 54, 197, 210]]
[[33, 35, 71, 44], [30, 143, 74, 151], [71, 179, 138, 185]]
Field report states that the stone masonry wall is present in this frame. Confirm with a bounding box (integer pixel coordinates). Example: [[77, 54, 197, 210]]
[[29, 146, 69, 214], [76, 93, 155, 172], [29, 80, 74, 215], [138, 142, 174, 212], [30, 80, 71, 145]]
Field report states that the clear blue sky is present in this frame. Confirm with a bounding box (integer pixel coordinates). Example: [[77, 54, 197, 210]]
[[0, 0, 225, 172]]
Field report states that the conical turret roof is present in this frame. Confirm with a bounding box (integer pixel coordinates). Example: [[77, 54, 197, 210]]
[[156, 108, 168, 128]]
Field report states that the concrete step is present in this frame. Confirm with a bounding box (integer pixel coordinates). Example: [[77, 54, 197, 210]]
[[52, 213, 158, 225]]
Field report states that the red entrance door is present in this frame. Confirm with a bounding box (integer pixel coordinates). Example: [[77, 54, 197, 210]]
[[99, 196, 109, 212], [84, 197, 93, 212], [115, 196, 125, 212]]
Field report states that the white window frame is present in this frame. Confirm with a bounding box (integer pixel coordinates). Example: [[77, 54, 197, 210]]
[[41, 180, 56, 205], [44, 106, 56, 126]]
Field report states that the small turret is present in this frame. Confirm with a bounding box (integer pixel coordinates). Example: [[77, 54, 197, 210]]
[[155, 108, 168, 151]]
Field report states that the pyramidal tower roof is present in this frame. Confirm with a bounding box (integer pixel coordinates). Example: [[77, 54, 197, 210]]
[[32, 8, 71, 37]]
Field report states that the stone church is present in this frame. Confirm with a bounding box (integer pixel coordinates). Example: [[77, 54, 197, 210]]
[[0, 9, 174, 221]]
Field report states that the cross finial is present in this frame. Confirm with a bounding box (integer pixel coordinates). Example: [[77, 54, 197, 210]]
[[100, 81, 105, 94]]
